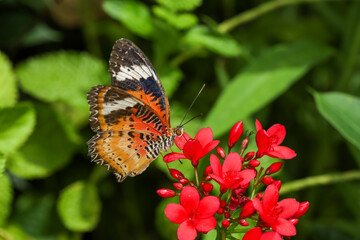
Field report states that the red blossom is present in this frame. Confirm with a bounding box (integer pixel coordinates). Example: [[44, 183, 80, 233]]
[[164, 128, 219, 166], [157, 189, 176, 198], [164, 186, 220, 240], [209, 153, 256, 190], [252, 184, 300, 237], [255, 119, 296, 159], [243, 227, 283, 240]]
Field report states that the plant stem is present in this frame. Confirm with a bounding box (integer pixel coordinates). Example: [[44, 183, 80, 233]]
[[194, 166, 200, 187], [221, 228, 226, 240], [280, 170, 360, 195], [218, 0, 343, 33]]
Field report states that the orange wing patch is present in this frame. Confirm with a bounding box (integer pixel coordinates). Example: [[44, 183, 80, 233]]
[[87, 130, 162, 182]]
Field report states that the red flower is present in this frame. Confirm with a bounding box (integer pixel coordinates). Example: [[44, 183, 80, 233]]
[[209, 152, 256, 190], [164, 127, 219, 166], [255, 119, 296, 159], [164, 186, 220, 240], [252, 184, 300, 237], [243, 227, 282, 240]]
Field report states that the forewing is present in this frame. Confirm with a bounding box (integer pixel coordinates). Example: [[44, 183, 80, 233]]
[[87, 85, 166, 134], [87, 130, 162, 182], [108, 38, 170, 129]]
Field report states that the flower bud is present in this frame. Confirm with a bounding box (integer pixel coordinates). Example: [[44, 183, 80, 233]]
[[224, 212, 230, 218], [272, 180, 282, 191], [220, 187, 228, 193], [241, 137, 249, 150], [228, 121, 243, 148], [244, 151, 255, 161], [256, 151, 264, 159], [217, 207, 224, 214], [288, 218, 299, 225], [169, 169, 184, 180], [203, 165, 213, 177], [173, 183, 183, 190], [156, 189, 176, 198], [262, 176, 274, 185], [238, 219, 249, 226], [249, 160, 260, 168], [293, 201, 309, 218], [205, 175, 212, 181], [265, 162, 283, 175], [220, 200, 226, 208], [240, 201, 255, 218], [179, 178, 189, 184], [202, 183, 213, 192], [256, 192, 263, 199], [216, 147, 226, 159], [222, 219, 230, 228]]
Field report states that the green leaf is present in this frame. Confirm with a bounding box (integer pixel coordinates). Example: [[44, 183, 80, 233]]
[[183, 25, 243, 57], [57, 181, 101, 232], [153, 6, 197, 30], [156, 0, 202, 11], [16, 51, 107, 111], [158, 66, 183, 97], [22, 23, 62, 47], [0, 102, 36, 155], [0, 174, 13, 226], [205, 40, 335, 137], [314, 91, 360, 150], [103, 0, 153, 38], [8, 103, 76, 179], [0, 154, 5, 174], [0, 51, 17, 108]]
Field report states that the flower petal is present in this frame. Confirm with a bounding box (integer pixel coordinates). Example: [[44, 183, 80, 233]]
[[163, 153, 188, 163], [238, 169, 256, 185], [175, 132, 191, 150], [195, 127, 213, 146], [267, 146, 296, 159], [164, 203, 188, 223], [260, 231, 282, 240], [277, 199, 299, 219], [272, 218, 296, 236], [263, 184, 279, 210], [256, 129, 269, 153], [209, 174, 224, 185], [197, 196, 220, 218], [255, 119, 263, 131], [180, 186, 200, 213], [243, 227, 262, 240], [267, 124, 286, 145], [210, 154, 222, 177], [201, 140, 220, 158], [252, 198, 264, 215], [183, 140, 203, 164], [178, 220, 197, 240], [195, 217, 217, 233], [223, 152, 242, 173]]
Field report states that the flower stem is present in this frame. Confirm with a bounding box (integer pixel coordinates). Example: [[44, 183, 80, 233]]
[[280, 170, 360, 195], [221, 228, 226, 240], [194, 166, 200, 187], [218, 0, 343, 33]]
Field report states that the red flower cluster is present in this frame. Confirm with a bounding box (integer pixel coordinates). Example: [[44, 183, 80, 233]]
[[158, 121, 307, 240]]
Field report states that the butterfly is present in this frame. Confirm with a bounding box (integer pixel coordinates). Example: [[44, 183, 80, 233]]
[[87, 38, 183, 182]]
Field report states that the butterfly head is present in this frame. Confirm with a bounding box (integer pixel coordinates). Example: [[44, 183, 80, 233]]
[[174, 126, 183, 137]]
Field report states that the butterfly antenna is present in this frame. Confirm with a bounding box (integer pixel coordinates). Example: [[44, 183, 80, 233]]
[[180, 113, 203, 127], [179, 83, 206, 126]]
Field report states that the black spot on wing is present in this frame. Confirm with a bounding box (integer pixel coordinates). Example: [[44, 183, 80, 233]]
[[140, 76, 166, 112]]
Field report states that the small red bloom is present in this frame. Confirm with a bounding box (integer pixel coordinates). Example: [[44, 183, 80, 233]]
[[255, 119, 296, 159], [164, 128, 219, 166], [228, 121, 243, 148], [165, 186, 220, 240], [222, 219, 230, 228], [157, 189, 176, 198], [262, 176, 274, 185], [244, 228, 283, 240], [209, 153, 256, 190], [252, 184, 300, 237]]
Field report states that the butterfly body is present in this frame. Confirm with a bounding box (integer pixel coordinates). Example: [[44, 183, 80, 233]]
[[87, 39, 182, 182]]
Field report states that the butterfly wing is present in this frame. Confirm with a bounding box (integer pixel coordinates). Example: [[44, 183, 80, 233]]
[[108, 38, 171, 131], [87, 85, 169, 181]]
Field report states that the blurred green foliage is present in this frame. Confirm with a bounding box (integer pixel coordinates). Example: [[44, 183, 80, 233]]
[[0, 0, 360, 239]]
